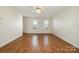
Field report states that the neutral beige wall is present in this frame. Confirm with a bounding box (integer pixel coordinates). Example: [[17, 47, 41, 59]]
[[0, 7, 23, 47], [23, 17, 52, 33], [52, 7, 79, 48]]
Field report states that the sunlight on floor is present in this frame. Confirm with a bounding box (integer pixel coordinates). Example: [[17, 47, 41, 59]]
[[32, 35, 38, 48], [32, 35, 49, 48], [44, 35, 48, 47]]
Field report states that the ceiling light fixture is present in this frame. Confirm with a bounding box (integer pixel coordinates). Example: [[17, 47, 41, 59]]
[[32, 6, 43, 14], [36, 7, 41, 13]]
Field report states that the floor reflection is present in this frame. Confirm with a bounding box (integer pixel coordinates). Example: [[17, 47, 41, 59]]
[[44, 35, 48, 46], [32, 35, 49, 48], [32, 35, 38, 48]]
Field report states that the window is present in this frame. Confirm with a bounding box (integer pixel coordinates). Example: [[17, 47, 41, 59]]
[[44, 20, 48, 30], [33, 20, 38, 25], [33, 20, 38, 30]]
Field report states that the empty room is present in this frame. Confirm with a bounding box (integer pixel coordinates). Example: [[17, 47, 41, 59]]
[[0, 6, 79, 53]]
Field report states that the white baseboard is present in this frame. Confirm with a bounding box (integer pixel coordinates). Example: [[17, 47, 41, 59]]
[[0, 34, 23, 47], [23, 32, 52, 34], [51, 33, 79, 48]]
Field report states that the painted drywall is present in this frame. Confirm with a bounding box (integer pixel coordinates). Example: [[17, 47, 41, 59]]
[[0, 7, 23, 47], [52, 7, 79, 48], [23, 17, 52, 33]]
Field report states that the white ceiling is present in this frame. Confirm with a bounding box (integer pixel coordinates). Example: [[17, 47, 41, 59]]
[[14, 6, 68, 17]]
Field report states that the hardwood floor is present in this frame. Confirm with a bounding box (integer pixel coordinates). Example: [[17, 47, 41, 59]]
[[0, 33, 79, 53]]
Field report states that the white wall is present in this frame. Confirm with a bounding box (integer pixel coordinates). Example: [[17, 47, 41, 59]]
[[0, 7, 23, 47], [23, 17, 52, 33], [52, 7, 79, 48]]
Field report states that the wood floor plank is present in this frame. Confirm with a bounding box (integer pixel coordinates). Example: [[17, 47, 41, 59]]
[[0, 33, 79, 53]]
